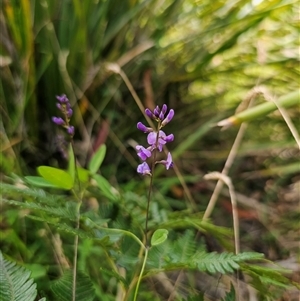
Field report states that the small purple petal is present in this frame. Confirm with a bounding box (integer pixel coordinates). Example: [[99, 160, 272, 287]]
[[52, 117, 65, 126], [67, 108, 73, 118], [145, 108, 153, 118], [56, 103, 62, 110], [161, 104, 167, 115], [164, 134, 174, 143], [137, 122, 153, 133], [156, 152, 173, 170], [136, 145, 152, 160], [153, 106, 160, 117], [165, 152, 173, 169], [56, 94, 69, 103], [159, 111, 165, 120], [67, 126, 75, 135], [147, 132, 157, 145], [137, 162, 151, 176], [162, 109, 174, 126]]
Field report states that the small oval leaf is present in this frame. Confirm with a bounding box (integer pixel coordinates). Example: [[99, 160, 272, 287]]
[[151, 229, 168, 246], [24, 176, 60, 188], [37, 166, 73, 190], [88, 144, 106, 174]]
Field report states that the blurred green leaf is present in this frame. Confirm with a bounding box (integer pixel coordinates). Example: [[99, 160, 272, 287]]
[[24, 176, 60, 188], [37, 166, 74, 190], [88, 144, 106, 174]]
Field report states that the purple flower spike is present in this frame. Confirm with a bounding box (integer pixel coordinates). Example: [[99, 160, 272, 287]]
[[145, 108, 153, 118], [137, 122, 153, 133], [137, 162, 151, 176], [136, 145, 152, 160], [52, 117, 65, 126], [161, 109, 174, 126], [136, 104, 174, 175]]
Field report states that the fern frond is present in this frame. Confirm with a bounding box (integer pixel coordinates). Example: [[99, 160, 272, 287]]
[[242, 263, 293, 290], [2, 198, 77, 221], [147, 241, 171, 270], [192, 251, 264, 274], [51, 269, 95, 301], [171, 230, 197, 263], [0, 251, 39, 301]]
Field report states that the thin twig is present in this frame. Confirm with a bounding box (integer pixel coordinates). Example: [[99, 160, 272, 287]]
[[203, 121, 248, 220], [272, 98, 300, 149]]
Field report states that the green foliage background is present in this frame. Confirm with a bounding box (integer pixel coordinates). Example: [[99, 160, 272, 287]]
[[1, 0, 299, 300]]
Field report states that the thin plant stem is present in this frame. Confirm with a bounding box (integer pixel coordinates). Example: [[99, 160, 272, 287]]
[[203, 87, 258, 220], [203, 121, 248, 220], [272, 99, 300, 149], [133, 248, 149, 301], [91, 224, 146, 250], [70, 141, 83, 301], [203, 172, 240, 299]]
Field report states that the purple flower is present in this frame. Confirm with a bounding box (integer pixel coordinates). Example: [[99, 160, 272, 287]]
[[52, 117, 65, 126], [67, 126, 75, 136], [136, 145, 152, 160], [137, 122, 153, 133], [164, 133, 174, 143], [52, 94, 75, 137], [161, 109, 174, 126], [137, 162, 151, 176], [56, 94, 69, 103], [147, 131, 174, 151], [145, 108, 154, 119], [67, 108, 73, 118], [156, 152, 173, 170], [161, 104, 167, 115], [153, 106, 160, 117], [147, 131, 167, 152]]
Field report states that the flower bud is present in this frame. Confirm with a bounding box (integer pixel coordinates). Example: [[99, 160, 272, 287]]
[[161, 109, 174, 126]]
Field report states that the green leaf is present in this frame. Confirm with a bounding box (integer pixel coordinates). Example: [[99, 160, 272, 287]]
[[193, 252, 264, 274], [92, 174, 118, 201], [88, 144, 106, 174], [151, 229, 168, 246], [0, 251, 38, 301], [51, 269, 95, 301], [37, 166, 74, 190], [24, 176, 59, 188], [218, 89, 300, 127], [77, 167, 90, 183]]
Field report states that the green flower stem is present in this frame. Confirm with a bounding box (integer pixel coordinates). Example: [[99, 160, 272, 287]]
[[133, 247, 149, 301], [90, 222, 146, 250], [70, 142, 83, 301], [218, 89, 300, 127]]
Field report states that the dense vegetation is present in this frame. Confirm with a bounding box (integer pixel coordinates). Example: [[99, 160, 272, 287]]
[[1, 0, 299, 300]]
